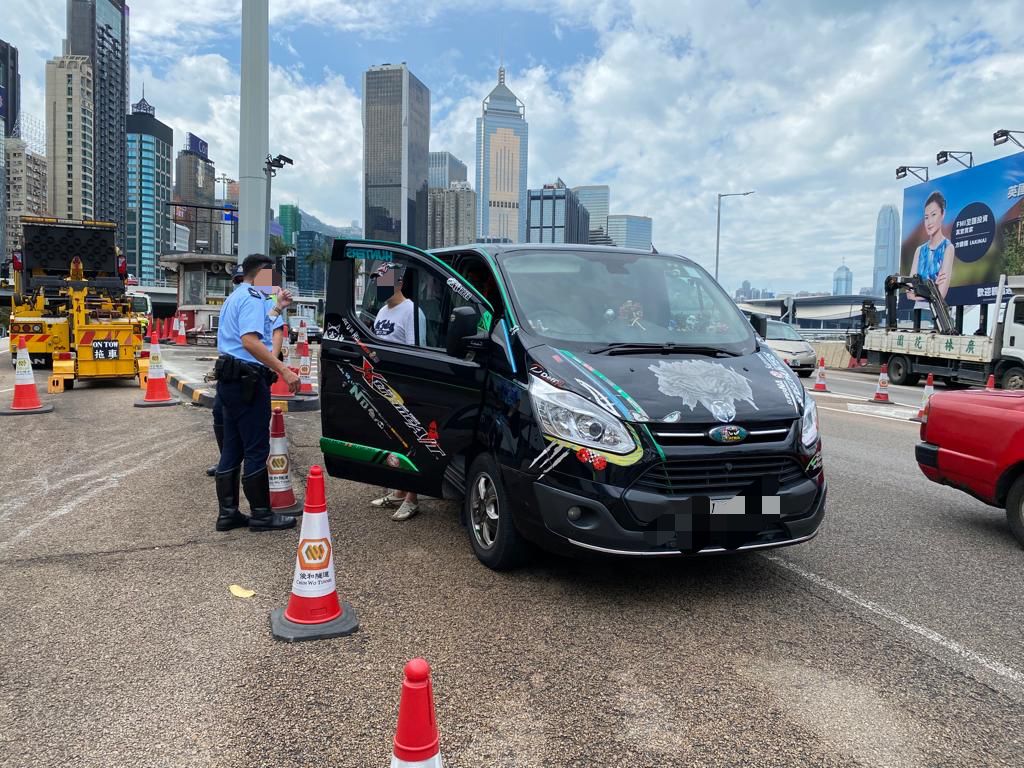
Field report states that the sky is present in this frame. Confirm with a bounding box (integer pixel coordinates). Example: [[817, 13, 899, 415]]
[[5, 0, 1024, 294]]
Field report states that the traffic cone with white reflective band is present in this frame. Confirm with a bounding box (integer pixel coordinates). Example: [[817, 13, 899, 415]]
[[986, 374, 996, 391], [175, 315, 188, 346], [135, 329, 177, 407], [297, 339, 314, 395], [914, 373, 935, 422], [869, 364, 890, 403], [812, 357, 829, 392], [298, 320, 308, 346], [270, 465, 359, 641], [1, 337, 54, 415], [391, 658, 443, 768], [267, 407, 302, 513]]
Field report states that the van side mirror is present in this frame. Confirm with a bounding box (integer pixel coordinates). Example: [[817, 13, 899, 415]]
[[749, 313, 768, 338], [446, 305, 481, 357]]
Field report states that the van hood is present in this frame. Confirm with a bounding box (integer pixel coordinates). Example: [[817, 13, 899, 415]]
[[526, 345, 806, 424]]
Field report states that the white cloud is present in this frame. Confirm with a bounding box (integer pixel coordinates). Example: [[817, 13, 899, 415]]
[[7, 0, 1024, 293]]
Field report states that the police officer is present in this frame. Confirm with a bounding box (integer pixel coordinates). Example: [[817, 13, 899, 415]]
[[213, 253, 300, 532], [206, 265, 286, 476]]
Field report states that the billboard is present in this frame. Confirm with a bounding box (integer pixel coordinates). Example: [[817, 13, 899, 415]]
[[901, 151, 1024, 306], [186, 132, 208, 160]]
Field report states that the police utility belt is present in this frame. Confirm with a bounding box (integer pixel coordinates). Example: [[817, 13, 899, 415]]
[[214, 355, 278, 401]]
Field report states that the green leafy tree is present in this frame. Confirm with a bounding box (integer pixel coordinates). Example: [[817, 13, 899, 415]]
[[1003, 222, 1024, 277]]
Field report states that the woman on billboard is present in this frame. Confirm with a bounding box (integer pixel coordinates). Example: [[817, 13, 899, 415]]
[[908, 191, 954, 304]]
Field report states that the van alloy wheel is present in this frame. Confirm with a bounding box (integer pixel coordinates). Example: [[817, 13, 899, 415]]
[[470, 473, 499, 550]]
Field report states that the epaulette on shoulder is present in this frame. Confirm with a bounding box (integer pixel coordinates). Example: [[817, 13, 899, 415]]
[[247, 287, 262, 299]]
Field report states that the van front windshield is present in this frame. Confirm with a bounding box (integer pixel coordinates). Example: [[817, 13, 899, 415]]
[[499, 249, 756, 354]]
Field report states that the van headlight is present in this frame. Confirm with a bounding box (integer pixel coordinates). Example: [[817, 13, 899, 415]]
[[530, 375, 636, 455], [801, 393, 819, 448]]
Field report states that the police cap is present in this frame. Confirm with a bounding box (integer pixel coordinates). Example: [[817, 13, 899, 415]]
[[241, 253, 274, 274]]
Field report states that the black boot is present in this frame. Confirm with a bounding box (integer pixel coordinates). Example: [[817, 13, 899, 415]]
[[215, 468, 248, 531], [243, 469, 297, 532]]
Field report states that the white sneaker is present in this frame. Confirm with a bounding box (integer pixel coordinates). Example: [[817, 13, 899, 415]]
[[371, 490, 405, 508], [391, 500, 420, 521]]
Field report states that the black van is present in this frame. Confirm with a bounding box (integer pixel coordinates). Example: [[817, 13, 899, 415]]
[[320, 241, 826, 570]]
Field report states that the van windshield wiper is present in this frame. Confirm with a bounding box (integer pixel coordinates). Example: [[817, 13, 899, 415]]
[[587, 342, 740, 357]]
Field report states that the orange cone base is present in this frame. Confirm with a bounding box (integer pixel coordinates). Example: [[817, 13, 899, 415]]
[[134, 395, 178, 408], [270, 601, 359, 642], [0, 402, 54, 416], [271, 491, 304, 515], [868, 395, 890, 403]]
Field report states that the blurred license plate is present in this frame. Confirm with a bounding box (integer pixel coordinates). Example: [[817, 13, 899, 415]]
[[93, 340, 119, 360]]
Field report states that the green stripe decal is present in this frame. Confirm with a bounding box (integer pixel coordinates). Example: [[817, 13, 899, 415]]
[[641, 424, 666, 461], [558, 348, 650, 421], [320, 437, 419, 473]]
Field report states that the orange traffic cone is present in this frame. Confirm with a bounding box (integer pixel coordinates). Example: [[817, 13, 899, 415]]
[[135, 329, 178, 408], [869, 363, 890, 403], [270, 466, 359, 642], [914, 373, 935, 422], [297, 339, 314, 395], [812, 357, 829, 392], [1, 337, 54, 415], [986, 374, 996, 391], [268, 407, 302, 514], [175, 315, 188, 346], [270, 367, 294, 399], [391, 659, 444, 768]]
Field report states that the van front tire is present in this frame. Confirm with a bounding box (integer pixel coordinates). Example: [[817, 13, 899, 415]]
[[465, 454, 531, 570]]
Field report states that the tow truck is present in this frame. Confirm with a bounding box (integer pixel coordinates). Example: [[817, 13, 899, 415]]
[[847, 274, 1024, 389], [8, 216, 144, 388]]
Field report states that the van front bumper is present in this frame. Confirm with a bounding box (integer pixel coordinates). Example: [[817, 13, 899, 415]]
[[503, 467, 826, 557]]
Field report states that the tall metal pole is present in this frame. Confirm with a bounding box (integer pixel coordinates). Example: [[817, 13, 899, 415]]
[[714, 193, 723, 282], [264, 160, 272, 259], [238, 0, 269, 263]]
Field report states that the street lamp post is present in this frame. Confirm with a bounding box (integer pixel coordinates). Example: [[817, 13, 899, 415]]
[[263, 153, 293, 259], [714, 190, 755, 282]]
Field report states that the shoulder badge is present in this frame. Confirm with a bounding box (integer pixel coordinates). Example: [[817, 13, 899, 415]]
[[247, 287, 262, 299]]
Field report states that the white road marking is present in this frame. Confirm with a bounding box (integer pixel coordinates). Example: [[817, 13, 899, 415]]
[[818, 404, 919, 425], [0, 387, 13, 393], [765, 554, 1024, 688]]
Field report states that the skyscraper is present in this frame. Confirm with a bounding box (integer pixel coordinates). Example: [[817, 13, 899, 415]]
[[1, 39, 20, 137], [526, 179, 589, 244], [45, 56, 94, 220], [65, 0, 129, 245], [126, 94, 172, 281], [362, 63, 430, 248], [429, 151, 467, 190], [833, 262, 853, 295], [295, 229, 329, 295], [427, 182, 476, 248], [476, 67, 528, 243], [873, 204, 900, 295], [607, 214, 653, 250], [174, 134, 216, 252], [4, 138, 48, 260], [279, 203, 301, 247], [572, 185, 611, 244]]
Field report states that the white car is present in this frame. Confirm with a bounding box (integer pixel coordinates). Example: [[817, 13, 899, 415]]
[[765, 320, 817, 377]]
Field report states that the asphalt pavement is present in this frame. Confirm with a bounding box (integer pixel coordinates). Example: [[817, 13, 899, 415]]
[[1, 351, 1022, 767]]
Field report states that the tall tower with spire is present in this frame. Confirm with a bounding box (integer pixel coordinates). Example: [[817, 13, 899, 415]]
[[475, 66, 528, 242]]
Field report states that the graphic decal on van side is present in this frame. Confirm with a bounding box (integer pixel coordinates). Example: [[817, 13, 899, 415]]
[[335, 363, 410, 449], [648, 359, 758, 423], [357, 359, 446, 456]]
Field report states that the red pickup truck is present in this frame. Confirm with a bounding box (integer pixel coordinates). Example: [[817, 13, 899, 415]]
[[916, 389, 1024, 547]]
